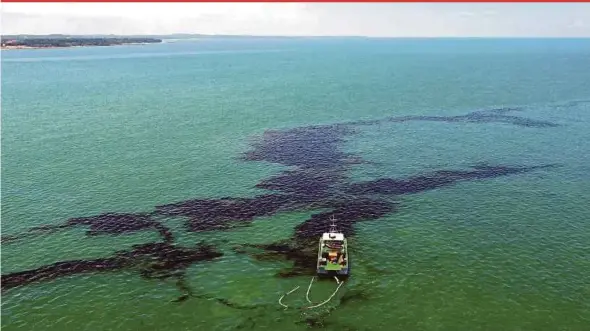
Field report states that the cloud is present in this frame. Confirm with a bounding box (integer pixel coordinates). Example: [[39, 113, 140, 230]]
[[1, 3, 589, 37], [570, 19, 587, 29]]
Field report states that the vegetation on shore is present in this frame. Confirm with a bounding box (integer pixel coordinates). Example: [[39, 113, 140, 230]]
[[1, 37, 162, 49]]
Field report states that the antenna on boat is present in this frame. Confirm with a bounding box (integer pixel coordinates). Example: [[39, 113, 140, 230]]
[[328, 215, 338, 234]]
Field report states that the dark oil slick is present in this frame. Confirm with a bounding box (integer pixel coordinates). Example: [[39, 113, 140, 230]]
[[1, 107, 558, 313], [1, 213, 174, 244], [1, 242, 222, 302]]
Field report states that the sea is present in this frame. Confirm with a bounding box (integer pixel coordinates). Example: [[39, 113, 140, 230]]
[[1, 38, 589, 330]]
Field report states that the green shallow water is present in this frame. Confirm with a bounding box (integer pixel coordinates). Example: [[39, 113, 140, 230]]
[[2, 38, 590, 330]]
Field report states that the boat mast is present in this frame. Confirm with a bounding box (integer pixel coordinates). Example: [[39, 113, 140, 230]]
[[328, 215, 338, 234]]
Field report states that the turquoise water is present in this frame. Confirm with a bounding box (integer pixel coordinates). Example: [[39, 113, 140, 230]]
[[2, 38, 590, 330]]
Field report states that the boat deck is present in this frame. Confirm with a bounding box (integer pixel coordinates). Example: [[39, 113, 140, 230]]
[[324, 262, 343, 271]]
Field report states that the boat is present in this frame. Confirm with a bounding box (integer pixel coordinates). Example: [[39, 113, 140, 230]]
[[316, 216, 350, 277], [278, 216, 347, 310]]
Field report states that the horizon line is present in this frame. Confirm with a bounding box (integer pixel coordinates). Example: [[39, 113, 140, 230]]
[[2, 34, 590, 39]]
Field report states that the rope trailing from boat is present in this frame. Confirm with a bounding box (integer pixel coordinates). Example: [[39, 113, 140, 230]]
[[303, 278, 344, 310], [279, 276, 344, 310], [305, 276, 316, 303], [278, 286, 300, 310]]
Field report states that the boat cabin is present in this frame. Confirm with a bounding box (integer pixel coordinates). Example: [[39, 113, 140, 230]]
[[316, 222, 349, 276]]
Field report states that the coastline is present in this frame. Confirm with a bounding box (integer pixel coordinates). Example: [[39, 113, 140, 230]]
[[1, 42, 159, 51], [1, 37, 162, 50], [1, 45, 47, 50]]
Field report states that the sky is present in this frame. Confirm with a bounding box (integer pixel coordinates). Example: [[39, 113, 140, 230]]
[[1, 3, 589, 37]]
